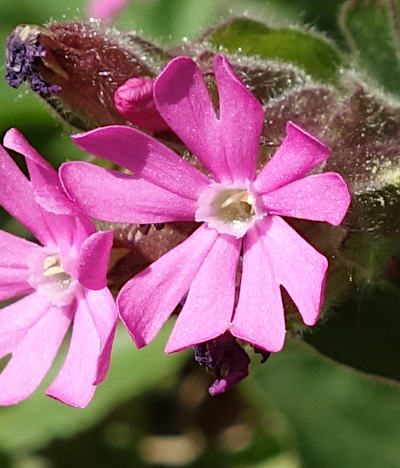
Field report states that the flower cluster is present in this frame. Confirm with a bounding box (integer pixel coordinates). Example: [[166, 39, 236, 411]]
[[0, 53, 350, 405]]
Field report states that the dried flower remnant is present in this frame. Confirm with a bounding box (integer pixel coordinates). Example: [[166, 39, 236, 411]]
[[5, 25, 61, 96], [61, 55, 351, 394], [0, 129, 117, 407]]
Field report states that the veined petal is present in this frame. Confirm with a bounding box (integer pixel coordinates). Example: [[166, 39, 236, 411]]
[[214, 54, 263, 182], [0, 283, 34, 301], [118, 225, 218, 348], [255, 121, 330, 193], [165, 234, 240, 353], [71, 126, 209, 200], [0, 144, 50, 244], [260, 216, 327, 326], [4, 129, 83, 248], [78, 231, 114, 290], [0, 303, 72, 406], [60, 162, 197, 223], [84, 288, 117, 384], [46, 295, 99, 408], [0, 229, 41, 268], [4, 129, 78, 216], [231, 225, 285, 352], [262, 173, 351, 225], [0, 292, 49, 358], [154, 57, 230, 182]]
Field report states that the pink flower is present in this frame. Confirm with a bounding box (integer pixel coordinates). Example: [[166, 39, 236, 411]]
[[0, 129, 117, 407], [61, 55, 350, 383], [87, 0, 131, 20]]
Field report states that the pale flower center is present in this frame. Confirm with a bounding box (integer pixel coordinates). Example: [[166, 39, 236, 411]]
[[28, 252, 77, 306], [196, 182, 263, 238]]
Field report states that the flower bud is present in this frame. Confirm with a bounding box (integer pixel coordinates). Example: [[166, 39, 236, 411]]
[[5, 21, 170, 130], [114, 78, 169, 132]]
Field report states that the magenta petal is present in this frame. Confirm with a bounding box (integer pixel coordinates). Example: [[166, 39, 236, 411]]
[[78, 231, 114, 290], [0, 229, 41, 268], [0, 144, 50, 244], [0, 230, 39, 300], [231, 226, 285, 352], [87, 0, 130, 19], [165, 234, 240, 353], [60, 162, 197, 223], [261, 216, 327, 326], [46, 296, 100, 408], [214, 55, 263, 182], [118, 225, 218, 348], [262, 172, 351, 225], [83, 288, 117, 384], [71, 126, 209, 200], [0, 292, 49, 358], [0, 304, 71, 406], [0, 283, 34, 301], [255, 121, 330, 193], [154, 57, 231, 182], [4, 129, 82, 247]]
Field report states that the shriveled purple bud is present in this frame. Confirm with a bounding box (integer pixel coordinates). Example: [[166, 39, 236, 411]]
[[114, 78, 169, 133], [194, 334, 250, 396], [5, 25, 61, 96]]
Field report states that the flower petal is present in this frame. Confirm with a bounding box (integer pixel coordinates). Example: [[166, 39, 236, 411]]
[[231, 225, 285, 352], [0, 303, 72, 405], [46, 295, 100, 408], [0, 292, 49, 358], [262, 172, 351, 225], [261, 216, 327, 326], [154, 57, 230, 182], [0, 283, 34, 301], [0, 144, 50, 244], [0, 230, 39, 301], [118, 225, 218, 348], [4, 129, 87, 248], [71, 126, 209, 200], [165, 234, 240, 353], [255, 121, 330, 193], [60, 162, 197, 223], [0, 229, 41, 268], [87, 0, 130, 19], [214, 54, 263, 182], [83, 288, 117, 384], [78, 231, 114, 290]]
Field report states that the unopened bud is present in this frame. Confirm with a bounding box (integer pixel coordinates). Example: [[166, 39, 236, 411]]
[[5, 22, 170, 130], [114, 78, 169, 132]]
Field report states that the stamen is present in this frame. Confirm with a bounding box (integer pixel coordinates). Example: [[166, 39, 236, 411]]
[[196, 182, 262, 238], [28, 251, 77, 306]]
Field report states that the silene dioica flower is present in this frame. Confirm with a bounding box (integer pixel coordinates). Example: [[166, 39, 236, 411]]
[[0, 130, 116, 407], [61, 54, 351, 394]]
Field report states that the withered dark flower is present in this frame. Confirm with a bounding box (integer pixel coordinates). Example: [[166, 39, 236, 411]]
[[5, 25, 61, 96]]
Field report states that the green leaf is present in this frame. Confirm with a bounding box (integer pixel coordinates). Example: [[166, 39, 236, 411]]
[[249, 342, 400, 468], [203, 18, 344, 84], [0, 324, 185, 453], [304, 281, 400, 383], [340, 0, 400, 95]]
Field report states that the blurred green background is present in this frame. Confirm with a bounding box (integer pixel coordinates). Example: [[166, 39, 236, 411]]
[[1, 1, 400, 467]]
